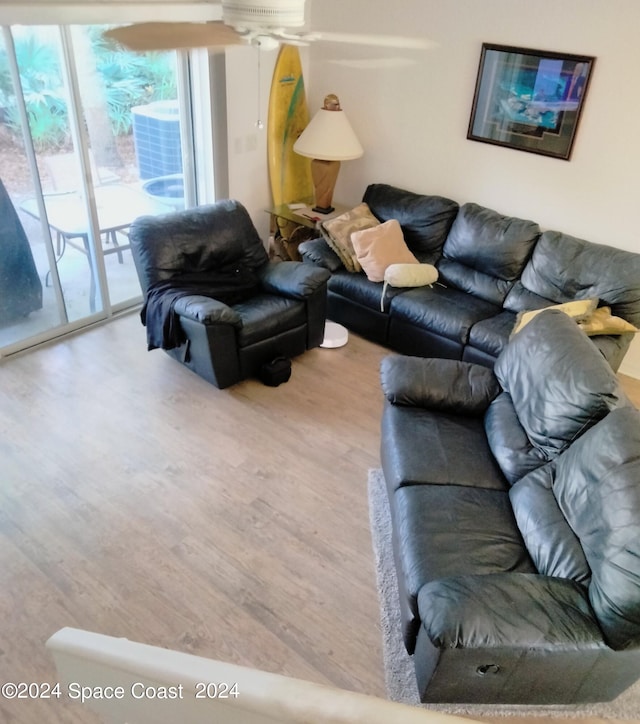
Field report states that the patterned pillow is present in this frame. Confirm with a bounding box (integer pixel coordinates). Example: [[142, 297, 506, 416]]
[[319, 202, 380, 272]]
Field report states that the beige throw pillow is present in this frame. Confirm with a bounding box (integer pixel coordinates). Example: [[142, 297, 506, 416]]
[[578, 306, 638, 336], [380, 262, 439, 311], [512, 297, 598, 337], [384, 262, 439, 288], [351, 219, 419, 282], [320, 203, 380, 272]]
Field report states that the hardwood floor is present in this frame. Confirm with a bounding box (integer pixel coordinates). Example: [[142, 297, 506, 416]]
[[0, 313, 638, 724]]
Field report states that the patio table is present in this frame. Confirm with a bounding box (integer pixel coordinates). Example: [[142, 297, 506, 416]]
[[21, 184, 171, 312]]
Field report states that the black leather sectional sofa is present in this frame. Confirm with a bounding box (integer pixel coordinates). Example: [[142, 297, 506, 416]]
[[380, 310, 640, 704], [301, 184, 640, 704], [300, 183, 640, 371]]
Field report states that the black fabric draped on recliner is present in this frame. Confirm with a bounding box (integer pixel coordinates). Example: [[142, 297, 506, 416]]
[[0, 178, 42, 325], [129, 200, 331, 388]]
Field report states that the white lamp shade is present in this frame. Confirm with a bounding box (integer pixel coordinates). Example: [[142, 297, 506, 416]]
[[294, 108, 364, 162]]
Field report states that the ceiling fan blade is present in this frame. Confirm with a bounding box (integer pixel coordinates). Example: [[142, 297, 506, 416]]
[[103, 22, 244, 52], [310, 31, 436, 50]]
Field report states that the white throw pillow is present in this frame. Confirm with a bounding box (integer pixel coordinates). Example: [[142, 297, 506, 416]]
[[380, 263, 439, 311]]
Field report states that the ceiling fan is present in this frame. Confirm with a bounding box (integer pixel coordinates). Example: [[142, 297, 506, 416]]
[[104, 0, 433, 53]]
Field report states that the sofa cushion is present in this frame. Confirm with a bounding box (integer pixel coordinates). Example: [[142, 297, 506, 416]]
[[443, 203, 540, 279], [351, 219, 419, 282], [437, 259, 513, 306], [328, 269, 405, 308], [362, 184, 459, 264], [381, 403, 508, 493], [438, 203, 539, 305], [234, 294, 307, 347], [503, 280, 555, 314], [389, 285, 500, 344], [509, 463, 591, 584], [484, 392, 548, 485], [392, 485, 535, 620], [418, 573, 601, 649], [494, 309, 630, 459], [517, 230, 640, 327], [553, 407, 640, 650], [468, 310, 517, 358]]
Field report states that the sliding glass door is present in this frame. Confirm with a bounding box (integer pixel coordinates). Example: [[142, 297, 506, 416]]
[[0, 24, 203, 354]]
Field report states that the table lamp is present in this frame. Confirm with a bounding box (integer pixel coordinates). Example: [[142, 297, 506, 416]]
[[293, 94, 363, 214]]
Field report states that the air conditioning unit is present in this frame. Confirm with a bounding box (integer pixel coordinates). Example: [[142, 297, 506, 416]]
[[131, 100, 182, 180]]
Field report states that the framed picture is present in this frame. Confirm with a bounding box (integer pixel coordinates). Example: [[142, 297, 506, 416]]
[[467, 44, 595, 160]]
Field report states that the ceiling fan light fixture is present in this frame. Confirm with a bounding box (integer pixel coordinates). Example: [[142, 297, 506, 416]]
[[222, 0, 306, 30]]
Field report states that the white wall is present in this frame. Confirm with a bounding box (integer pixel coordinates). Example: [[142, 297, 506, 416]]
[[224, 45, 276, 240], [306, 0, 640, 377]]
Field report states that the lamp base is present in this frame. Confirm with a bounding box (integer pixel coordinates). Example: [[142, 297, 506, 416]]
[[312, 204, 335, 215], [310, 158, 341, 217]]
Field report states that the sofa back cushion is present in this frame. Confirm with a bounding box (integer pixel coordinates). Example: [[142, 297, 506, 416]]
[[362, 184, 459, 264], [130, 200, 268, 291], [491, 309, 630, 462], [509, 463, 591, 584], [484, 391, 547, 485], [505, 230, 640, 327], [551, 407, 640, 650], [438, 203, 540, 305]]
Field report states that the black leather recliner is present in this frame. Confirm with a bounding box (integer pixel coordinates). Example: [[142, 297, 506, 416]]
[[129, 200, 331, 388]]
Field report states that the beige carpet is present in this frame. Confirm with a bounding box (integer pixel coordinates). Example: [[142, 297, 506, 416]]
[[367, 468, 640, 719]]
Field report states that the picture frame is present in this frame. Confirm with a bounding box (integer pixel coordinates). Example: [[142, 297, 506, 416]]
[[467, 44, 595, 160]]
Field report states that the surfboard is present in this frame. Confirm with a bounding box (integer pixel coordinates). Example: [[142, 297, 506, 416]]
[[267, 45, 314, 207]]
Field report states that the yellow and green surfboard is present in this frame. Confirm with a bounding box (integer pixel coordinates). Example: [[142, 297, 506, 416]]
[[267, 45, 314, 207]]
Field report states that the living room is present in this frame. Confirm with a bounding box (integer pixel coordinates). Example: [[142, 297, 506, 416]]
[[2, 1, 640, 723]]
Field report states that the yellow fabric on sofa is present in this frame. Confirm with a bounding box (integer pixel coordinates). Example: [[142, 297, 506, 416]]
[[578, 306, 639, 336], [512, 298, 598, 337]]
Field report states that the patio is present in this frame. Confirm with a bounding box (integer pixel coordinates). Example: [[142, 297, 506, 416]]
[[0, 176, 178, 350]]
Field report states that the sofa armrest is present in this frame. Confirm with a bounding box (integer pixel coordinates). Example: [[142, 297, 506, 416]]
[[298, 238, 344, 272], [173, 295, 242, 327], [259, 260, 330, 299], [380, 356, 500, 415], [418, 573, 603, 650]]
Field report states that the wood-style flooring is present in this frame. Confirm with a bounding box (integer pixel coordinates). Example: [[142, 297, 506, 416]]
[[1, 312, 638, 724]]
